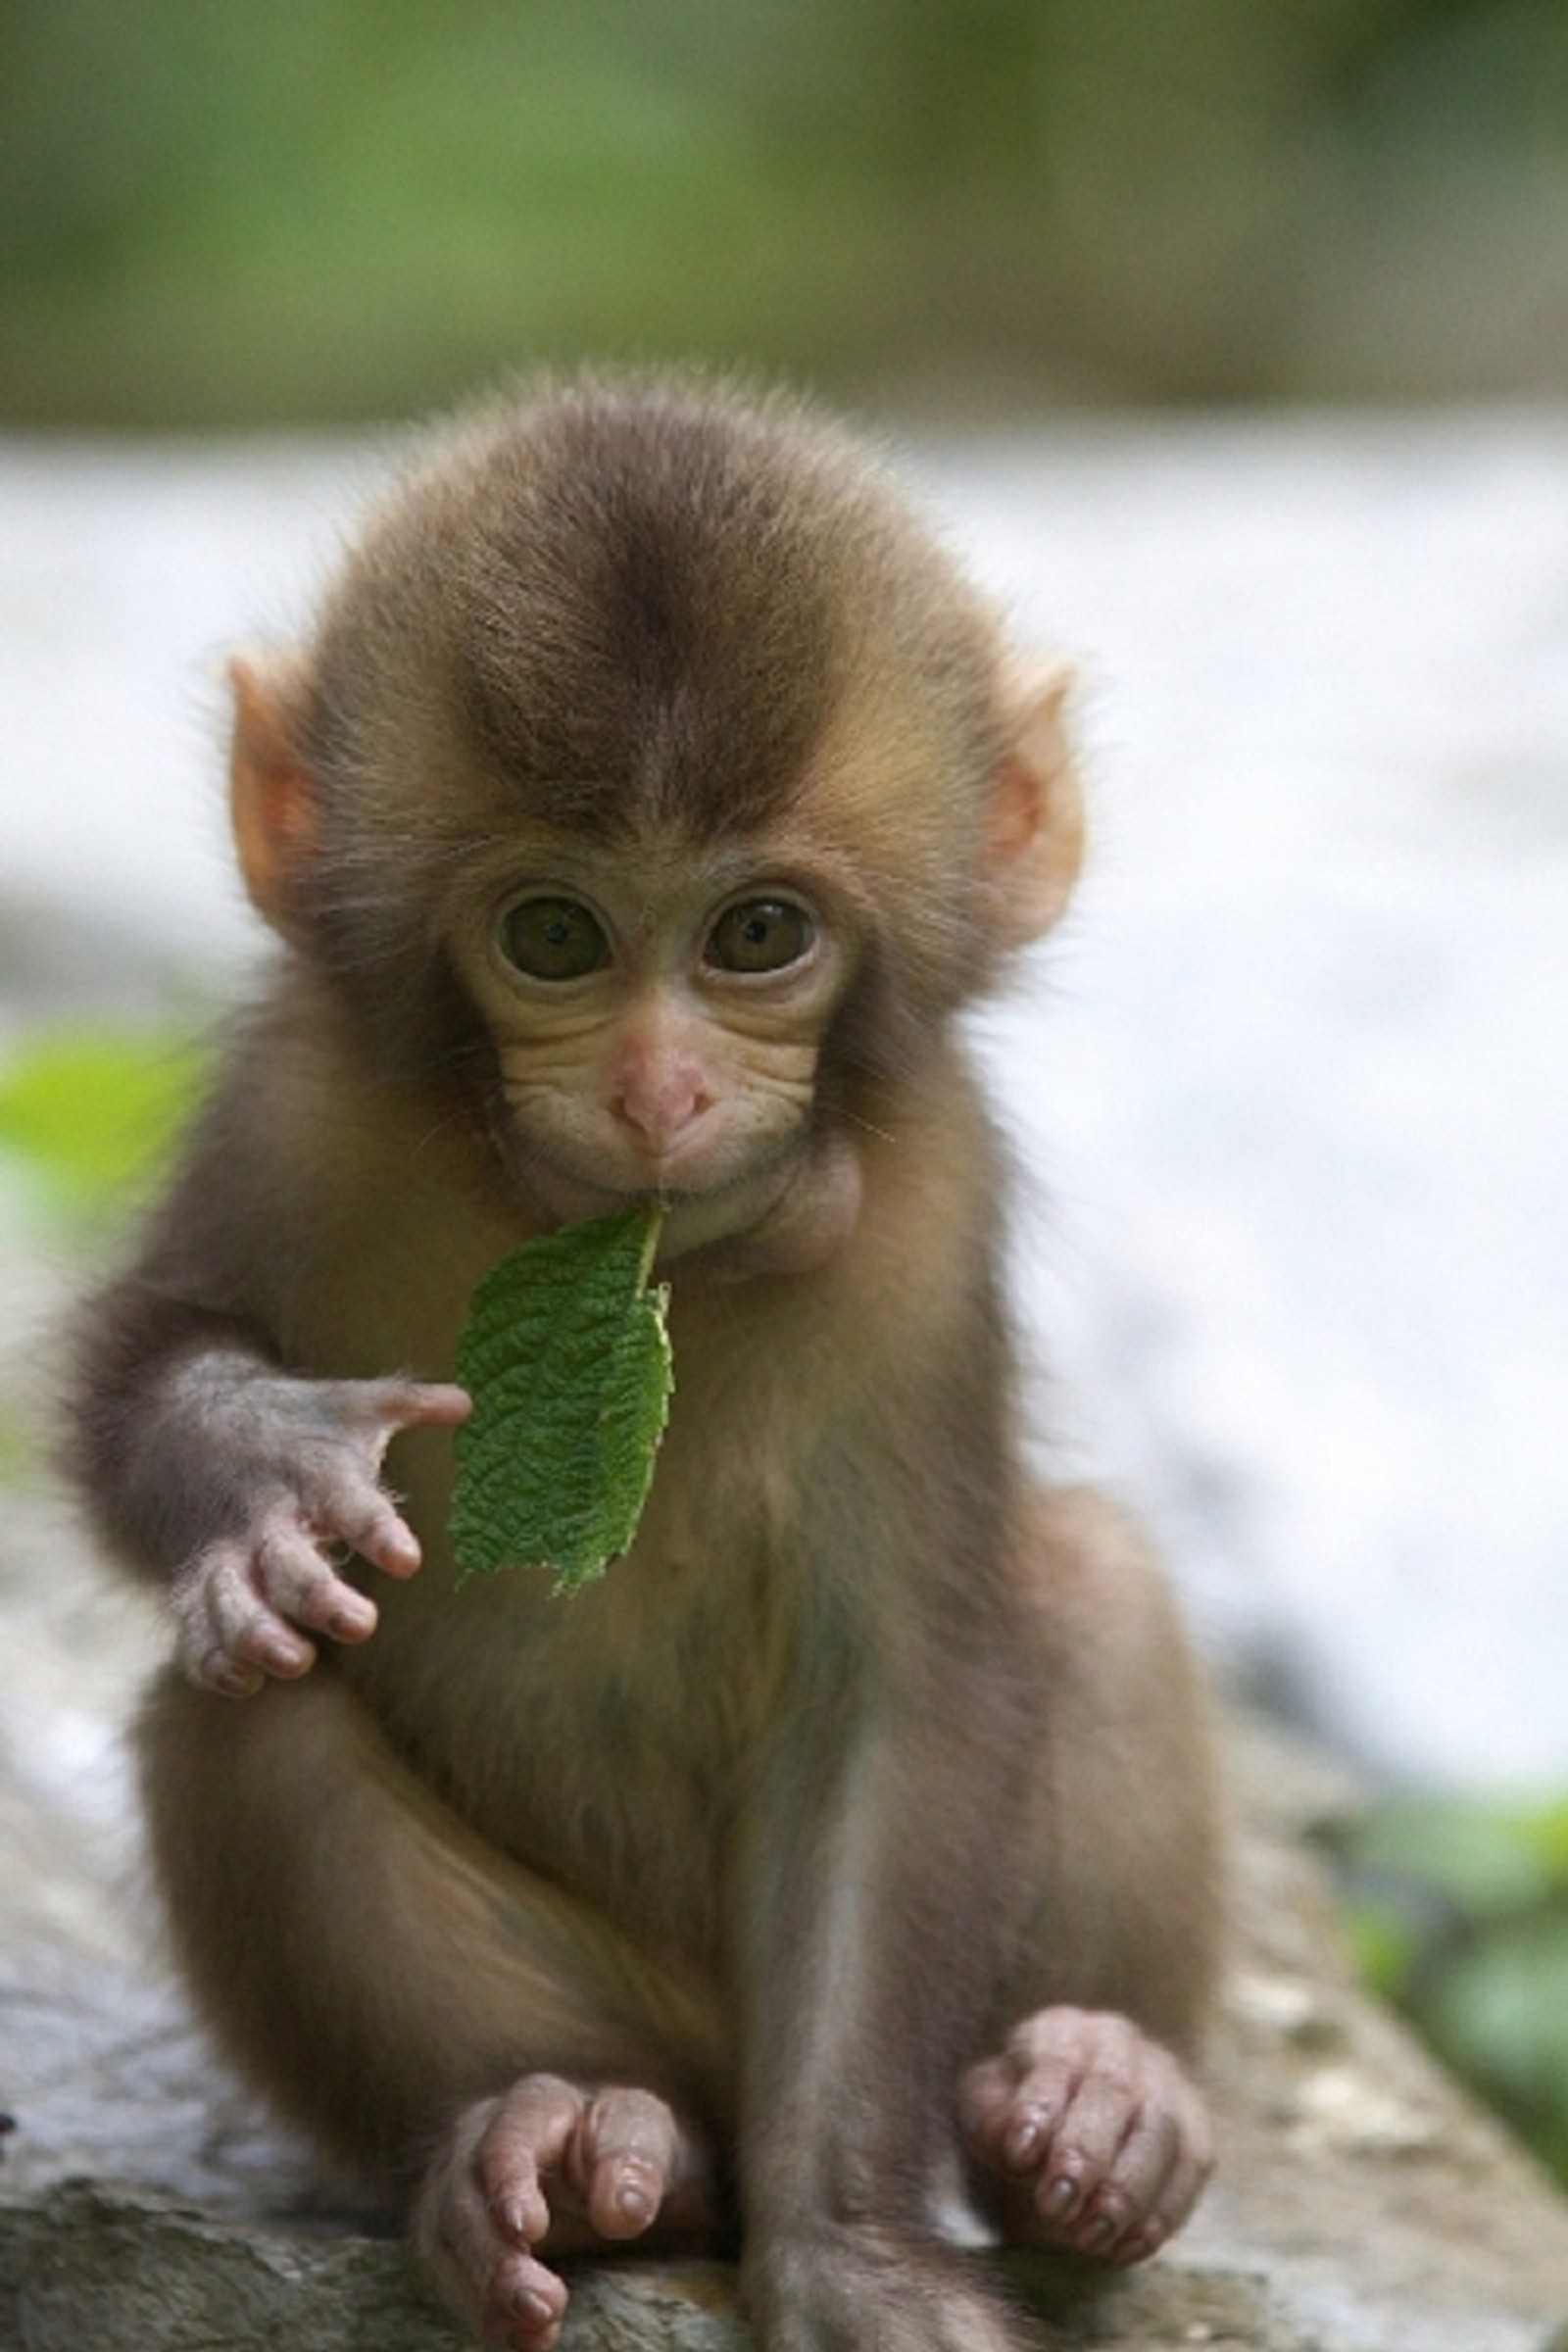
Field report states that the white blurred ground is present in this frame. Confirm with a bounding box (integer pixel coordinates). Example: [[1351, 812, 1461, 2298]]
[[1, 411, 1563, 1787]]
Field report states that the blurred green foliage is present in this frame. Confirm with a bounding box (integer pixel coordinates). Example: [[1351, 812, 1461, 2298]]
[[0, 1024, 205, 1231], [1336, 1793, 1568, 2187], [2, 0, 1566, 424], [0, 1023, 207, 1485]]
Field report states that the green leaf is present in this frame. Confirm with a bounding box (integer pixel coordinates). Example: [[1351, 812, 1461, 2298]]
[[451, 1203, 672, 1593]]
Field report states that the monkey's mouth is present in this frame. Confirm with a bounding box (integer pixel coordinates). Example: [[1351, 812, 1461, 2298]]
[[514, 1123, 860, 1281], [515, 1133, 808, 1259]]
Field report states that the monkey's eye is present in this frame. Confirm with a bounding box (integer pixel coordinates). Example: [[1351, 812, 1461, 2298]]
[[499, 898, 612, 982], [705, 899, 814, 976]]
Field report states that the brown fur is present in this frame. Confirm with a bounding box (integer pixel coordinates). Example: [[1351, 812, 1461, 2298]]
[[66, 374, 1222, 2352]]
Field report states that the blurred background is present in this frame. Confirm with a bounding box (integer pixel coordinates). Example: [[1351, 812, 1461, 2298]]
[[2, 0, 1567, 2190], [3, 0, 1567, 425]]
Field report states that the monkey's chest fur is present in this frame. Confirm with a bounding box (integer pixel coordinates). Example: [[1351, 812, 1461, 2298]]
[[340, 1333, 880, 1984], [280, 1054, 1014, 1995]]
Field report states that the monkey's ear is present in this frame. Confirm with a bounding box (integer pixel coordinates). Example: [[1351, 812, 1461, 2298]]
[[986, 657, 1084, 946], [227, 652, 318, 942]]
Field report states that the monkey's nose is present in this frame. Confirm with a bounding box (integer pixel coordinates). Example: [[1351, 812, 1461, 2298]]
[[609, 1065, 713, 1156]]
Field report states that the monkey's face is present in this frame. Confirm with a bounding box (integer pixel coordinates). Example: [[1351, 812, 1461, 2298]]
[[227, 386, 1082, 1279], [447, 827, 856, 1255]]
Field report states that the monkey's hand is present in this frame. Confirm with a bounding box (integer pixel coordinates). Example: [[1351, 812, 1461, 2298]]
[[167, 1365, 470, 1697]]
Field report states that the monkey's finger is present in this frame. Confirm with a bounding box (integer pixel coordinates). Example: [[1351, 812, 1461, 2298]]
[[957, 2042, 1079, 2178], [287, 1439, 422, 1571], [417, 2097, 566, 2347], [1035, 2032, 1203, 2254], [440, 2240, 565, 2352], [341, 1378, 472, 1452], [211, 1548, 324, 1678], [473, 2075, 585, 2248], [1064, 2098, 1181, 2257], [190, 1646, 268, 1700], [402, 1379, 472, 1426], [1032, 2074, 1145, 2233], [252, 1518, 380, 1645], [296, 1458, 425, 1578], [572, 2087, 688, 2240], [303, 1388, 470, 1573], [1106, 2087, 1214, 2265], [487, 2248, 568, 2349], [173, 1539, 318, 1691]]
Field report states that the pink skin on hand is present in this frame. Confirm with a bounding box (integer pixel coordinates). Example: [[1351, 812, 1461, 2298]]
[[958, 2007, 1214, 2267], [171, 1375, 470, 1696]]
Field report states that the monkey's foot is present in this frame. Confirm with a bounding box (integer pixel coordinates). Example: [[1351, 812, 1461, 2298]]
[[745, 2229, 1028, 2352], [415, 2074, 717, 2350], [958, 2006, 1213, 2268]]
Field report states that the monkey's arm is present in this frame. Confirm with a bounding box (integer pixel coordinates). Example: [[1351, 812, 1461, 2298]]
[[71, 1275, 468, 1695], [67, 987, 480, 1692]]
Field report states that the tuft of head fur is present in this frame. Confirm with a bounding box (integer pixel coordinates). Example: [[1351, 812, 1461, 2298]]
[[276, 370, 1016, 1082], [312, 374, 999, 812]]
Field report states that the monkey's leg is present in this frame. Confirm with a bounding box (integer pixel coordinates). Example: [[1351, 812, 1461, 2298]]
[[138, 1667, 727, 2347], [735, 1611, 1059, 2352], [958, 1486, 1224, 2269]]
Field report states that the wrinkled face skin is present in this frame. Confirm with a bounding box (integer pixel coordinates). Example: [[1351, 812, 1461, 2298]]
[[442, 820, 859, 1256]]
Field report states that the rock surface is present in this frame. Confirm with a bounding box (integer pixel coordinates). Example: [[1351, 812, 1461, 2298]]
[[2, 1473, 1566, 2349]]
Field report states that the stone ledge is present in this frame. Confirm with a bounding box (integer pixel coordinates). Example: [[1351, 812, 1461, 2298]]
[[0, 2180, 1312, 2351]]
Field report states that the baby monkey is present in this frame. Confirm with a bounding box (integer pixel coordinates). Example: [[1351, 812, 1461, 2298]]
[[68, 376, 1222, 2352]]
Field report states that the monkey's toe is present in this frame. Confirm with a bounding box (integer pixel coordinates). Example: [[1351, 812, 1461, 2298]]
[[484, 2074, 711, 2250], [416, 2074, 717, 2345], [481, 2248, 569, 2351], [958, 2006, 1213, 2266]]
